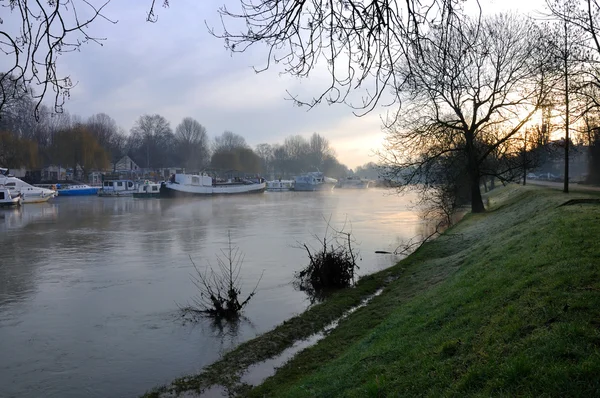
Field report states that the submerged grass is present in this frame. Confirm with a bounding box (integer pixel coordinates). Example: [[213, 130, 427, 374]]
[[146, 185, 600, 397]]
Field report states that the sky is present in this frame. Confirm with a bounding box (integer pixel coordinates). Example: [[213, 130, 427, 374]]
[[6, 0, 545, 169]]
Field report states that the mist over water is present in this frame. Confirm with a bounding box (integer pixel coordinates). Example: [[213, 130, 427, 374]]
[[0, 189, 425, 398]]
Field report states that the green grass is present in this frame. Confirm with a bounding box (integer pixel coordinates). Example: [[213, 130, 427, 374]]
[[248, 185, 600, 397]]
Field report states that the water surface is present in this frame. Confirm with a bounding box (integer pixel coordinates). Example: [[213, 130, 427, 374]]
[[0, 189, 424, 398]]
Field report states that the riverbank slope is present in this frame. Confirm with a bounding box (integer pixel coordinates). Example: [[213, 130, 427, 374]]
[[148, 185, 600, 396]]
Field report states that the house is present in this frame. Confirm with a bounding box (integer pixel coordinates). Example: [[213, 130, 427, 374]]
[[42, 165, 67, 181], [111, 155, 140, 173]]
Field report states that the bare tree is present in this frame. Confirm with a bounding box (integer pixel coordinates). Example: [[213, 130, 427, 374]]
[[214, 0, 467, 114], [255, 143, 274, 175], [212, 131, 248, 153], [379, 14, 555, 213], [308, 133, 334, 170], [175, 117, 210, 171], [0, 1, 116, 118], [130, 114, 173, 168]]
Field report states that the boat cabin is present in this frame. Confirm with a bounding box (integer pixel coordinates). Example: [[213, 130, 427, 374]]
[[102, 180, 135, 191], [172, 174, 213, 186]]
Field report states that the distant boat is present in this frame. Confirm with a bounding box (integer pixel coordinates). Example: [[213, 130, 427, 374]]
[[133, 181, 162, 198], [160, 173, 266, 197], [266, 179, 294, 192], [337, 176, 372, 189], [0, 187, 22, 207], [0, 169, 56, 203], [293, 172, 337, 192], [98, 179, 136, 197], [56, 184, 100, 196]]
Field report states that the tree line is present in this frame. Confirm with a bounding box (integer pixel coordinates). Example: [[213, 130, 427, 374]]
[[6, 0, 600, 214], [0, 83, 350, 181]]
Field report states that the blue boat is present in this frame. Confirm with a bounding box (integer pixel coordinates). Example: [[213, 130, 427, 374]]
[[56, 184, 100, 196], [293, 172, 337, 191]]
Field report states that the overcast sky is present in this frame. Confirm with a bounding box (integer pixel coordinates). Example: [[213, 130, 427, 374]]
[[32, 0, 543, 169]]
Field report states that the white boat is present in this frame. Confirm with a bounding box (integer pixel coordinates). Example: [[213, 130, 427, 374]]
[[337, 176, 372, 189], [160, 173, 266, 197], [98, 179, 136, 197], [293, 172, 337, 191], [0, 169, 57, 203], [133, 181, 162, 198], [0, 187, 22, 207], [266, 179, 294, 191]]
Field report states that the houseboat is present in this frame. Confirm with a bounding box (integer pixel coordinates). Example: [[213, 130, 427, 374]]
[[0, 187, 22, 207], [133, 181, 162, 198], [98, 180, 136, 197], [0, 168, 57, 203], [337, 176, 372, 189], [293, 172, 337, 192], [266, 179, 294, 191], [160, 173, 266, 197]]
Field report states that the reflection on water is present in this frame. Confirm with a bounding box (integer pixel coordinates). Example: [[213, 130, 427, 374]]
[[0, 190, 423, 398]]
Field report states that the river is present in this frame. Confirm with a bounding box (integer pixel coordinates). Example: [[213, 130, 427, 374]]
[[0, 189, 426, 398]]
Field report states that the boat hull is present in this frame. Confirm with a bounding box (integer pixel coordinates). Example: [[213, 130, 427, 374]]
[[21, 193, 54, 203], [0, 198, 21, 207], [266, 188, 293, 192], [98, 190, 134, 197], [58, 188, 100, 196], [160, 182, 266, 197], [133, 192, 161, 199], [293, 183, 336, 192]]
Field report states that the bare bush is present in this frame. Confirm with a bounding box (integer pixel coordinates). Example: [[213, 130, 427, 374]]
[[180, 232, 262, 320], [295, 218, 360, 300]]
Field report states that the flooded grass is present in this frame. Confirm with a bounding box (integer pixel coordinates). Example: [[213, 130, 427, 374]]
[[146, 185, 600, 397]]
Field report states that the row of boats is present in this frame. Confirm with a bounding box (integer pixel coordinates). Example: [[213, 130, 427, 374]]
[[0, 169, 373, 206]]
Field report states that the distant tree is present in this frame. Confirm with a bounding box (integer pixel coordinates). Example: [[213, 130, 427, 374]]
[[210, 147, 262, 173], [51, 126, 109, 180], [86, 113, 126, 168], [0, 131, 39, 169], [130, 114, 174, 168], [283, 135, 311, 173], [308, 133, 334, 170], [212, 131, 248, 153], [237, 147, 262, 173], [175, 117, 210, 171], [322, 155, 349, 180], [255, 143, 274, 175], [211, 150, 241, 171], [354, 162, 381, 180]]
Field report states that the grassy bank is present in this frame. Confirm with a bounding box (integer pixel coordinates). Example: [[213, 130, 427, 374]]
[[148, 185, 600, 397], [250, 185, 600, 397]]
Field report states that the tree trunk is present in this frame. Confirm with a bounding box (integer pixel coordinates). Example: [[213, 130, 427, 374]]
[[563, 20, 570, 194], [470, 173, 485, 213], [466, 131, 485, 213]]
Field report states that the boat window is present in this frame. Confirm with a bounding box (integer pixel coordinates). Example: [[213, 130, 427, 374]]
[[5, 182, 15, 187], [152, 186, 158, 191], [128, 181, 133, 188], [192, 176, 200, 185], [117, 181, 123, 187], [0, 192, 4, 200]]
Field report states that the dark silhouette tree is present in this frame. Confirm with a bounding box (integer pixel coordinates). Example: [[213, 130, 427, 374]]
[[379, 14, 555, 213]]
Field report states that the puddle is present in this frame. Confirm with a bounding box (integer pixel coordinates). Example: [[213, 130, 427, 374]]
[[160, 385, 227, 398], [240, 288, 385, 386]]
